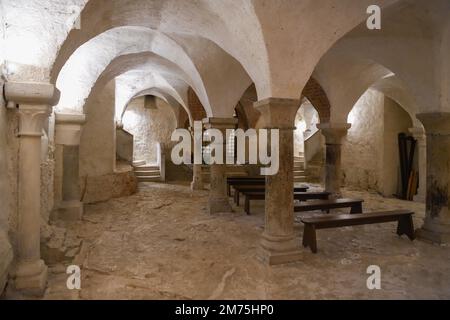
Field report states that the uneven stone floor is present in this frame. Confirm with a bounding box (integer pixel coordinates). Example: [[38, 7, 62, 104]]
[[43, 182, 450, 300]]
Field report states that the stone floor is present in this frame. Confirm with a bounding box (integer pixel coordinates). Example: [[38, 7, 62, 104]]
[[41, 182, 450, 300]]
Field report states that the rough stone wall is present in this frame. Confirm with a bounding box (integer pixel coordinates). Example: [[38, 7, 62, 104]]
[[342, 90, 385, 191], [122, 97, 177, 165], [382, 97, 413, 197], [294, 102, 320, 157], [0, 77, 14, 293], [342, 90, 413, 195]]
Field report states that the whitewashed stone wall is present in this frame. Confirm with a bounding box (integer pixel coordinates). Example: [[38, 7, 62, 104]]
[[122, 96, 177, 165], [342, 89, 413, 196], [343, 90, 385, 191]]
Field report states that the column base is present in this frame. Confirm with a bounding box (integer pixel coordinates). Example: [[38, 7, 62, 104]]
[[416, 218, 450, 244], [208, 197, 232, 214], [13, 259, 48, 296], [413, 194, 425, 203], [258, 233, 302, 265], [327, 192, 342, 200], [191, 180, 204, 191], [58, 200, 83, 221]]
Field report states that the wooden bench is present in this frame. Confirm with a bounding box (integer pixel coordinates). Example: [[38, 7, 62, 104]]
[[301, 210, 415, 253], [234, 185, 309, 205], [244, 191, 330, 215], [294, 198, 364, 214], [227, 178, 265, 196]]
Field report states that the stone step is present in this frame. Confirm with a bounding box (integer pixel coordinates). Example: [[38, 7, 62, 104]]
[[134, 166, 160, 171], [138, 176, 161, 182], [294, 177, 307, 182], [133, 160, 146, 167], [134, 170, 160, 177]]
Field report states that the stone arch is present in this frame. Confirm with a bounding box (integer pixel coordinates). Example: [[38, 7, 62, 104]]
[[50, 0, 397, 102], [54, 27, 213, 117], [301, 77, 331, 123], [371, 75, 422, 128], [121, 87, 192, 128]]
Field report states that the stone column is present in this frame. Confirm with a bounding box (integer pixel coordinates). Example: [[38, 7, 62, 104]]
[[317, 123, 351, 198], [203, 118, 238, 214], [409, 127, 426, 203], [191, 164, 204, 191], [416, 113, 450, 244], [254, 98, 302, 265], [4, 82, 60, 295], [55, 113, 86, 220], [189, 125, 204, 191]]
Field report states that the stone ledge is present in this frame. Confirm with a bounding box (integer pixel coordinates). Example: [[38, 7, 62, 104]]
[[82, 170, 138, 204]]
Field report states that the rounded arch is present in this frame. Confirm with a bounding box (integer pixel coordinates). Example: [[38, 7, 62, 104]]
[[54, 27, 213, 116], [114, 71, 189, 122], [51, 0, 397, 102], [315, 0, 450, 117], [371, 75, 422, 128], [121, 86, 193, 128], [50, 0, 265, 99], [301, 77, 331, 123]]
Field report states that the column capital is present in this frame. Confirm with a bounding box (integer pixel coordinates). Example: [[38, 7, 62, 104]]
[[4, 82, 60, 137], [416, 113, 450, 135], [254, 97, 300, 129], [55, 113, 87, 146], [202, 117, 238, 130], [408, 127, 426, 141], [317, 122, 351, 145], [4, 81, 60, 107]]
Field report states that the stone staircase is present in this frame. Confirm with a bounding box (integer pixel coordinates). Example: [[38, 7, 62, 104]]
[[294, 153, 307, 183], [133, 160, 161, 182]]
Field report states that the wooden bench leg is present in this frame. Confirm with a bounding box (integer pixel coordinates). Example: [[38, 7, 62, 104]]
[[234, 190, 240, 205], [303, 225, 317, 253], [245, 196, 251, 215], [350, 203, 363, 214], [397, 215, 415, 241]]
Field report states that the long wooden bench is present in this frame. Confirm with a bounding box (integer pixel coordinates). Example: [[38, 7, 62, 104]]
[[244, 191, 330, 215], [227, 178, 265, 196], [301, 210, 415, 253], [294, 198, 364, 214], [234, 185, 309, 205]]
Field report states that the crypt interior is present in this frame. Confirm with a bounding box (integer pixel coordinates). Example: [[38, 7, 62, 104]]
[[0, 0, 450, 299]]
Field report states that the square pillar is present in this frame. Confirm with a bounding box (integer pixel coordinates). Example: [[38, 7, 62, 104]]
[[203, 118, 238, 214], [189, 125, 204, 191], [416, 113, 450, 244], [254, 98, 302, 265], [409, 127, 426, 203], [55, 113, 86, 221], [317, 123, 351, 199], [4, 81, 60, 296]]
